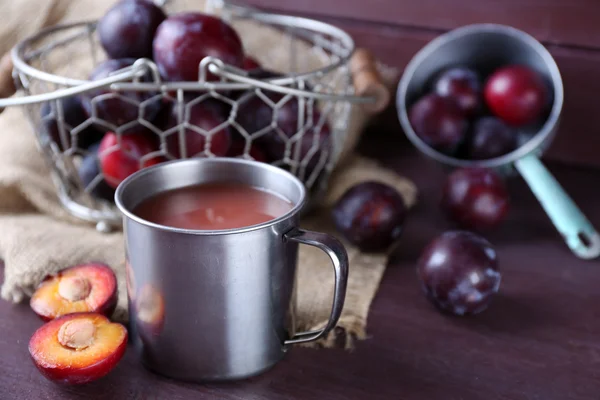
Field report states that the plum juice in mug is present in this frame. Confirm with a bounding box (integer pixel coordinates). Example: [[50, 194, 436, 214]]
[[133, 183, 294, 230]]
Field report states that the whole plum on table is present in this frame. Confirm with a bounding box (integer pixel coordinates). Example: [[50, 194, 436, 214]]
[[162, 100, 232, 158], [433, 67, 481, 116], [236, 93, 331, 176], [468, 116, 518, 160], [418, 230, 501, 315], [408, 93, 468, 155], [484, 65, 549, 126], [332, 181, 406, 252], [441, 168, 509, 231], [81, 59, 161, 128], [98, 0, 166, 59], [78, 144, 116, 202], [98, 131, 163, 188], [153, 13, 244, 82], [40, 97, 103, 151]]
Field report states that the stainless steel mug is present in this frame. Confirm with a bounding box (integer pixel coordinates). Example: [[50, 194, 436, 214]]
[[396, 23, 600, 259], [115, 158, 349, 382]]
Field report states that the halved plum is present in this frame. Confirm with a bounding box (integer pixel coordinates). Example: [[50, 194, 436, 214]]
[[29, 313, 127, 384], [30, 263, 117, 321]]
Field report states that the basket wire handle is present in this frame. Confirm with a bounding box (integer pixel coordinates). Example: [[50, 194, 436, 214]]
[[0, 54, 16, 111], [0, 48, 389, 112], [0, 57, 151, 109], [204, 48, 390, 111]]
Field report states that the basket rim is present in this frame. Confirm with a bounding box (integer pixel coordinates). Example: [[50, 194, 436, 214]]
[[11, 10, 356, 88]]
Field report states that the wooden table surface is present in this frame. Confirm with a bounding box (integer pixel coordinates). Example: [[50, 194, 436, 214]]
[[1, 124, 599, 400]]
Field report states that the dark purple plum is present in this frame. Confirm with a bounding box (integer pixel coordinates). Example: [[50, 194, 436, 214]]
[[230, 69, 283, 100], [484, 65, 549, 126], [242, 56, 261, 71], [408, 94, 468, 155], [441, 168, 509, 231], [162, 100, 232, 158], [332, 181, 406, 252], [418, 231, 501, 315], [236, 92, 331, 176], [98, 0, 166, 59], [434, 67, 481, 116], [226, 135, 268, 162], [289, 128, 331, 176], [78, 144, 116, 202], [98, 131, 163, 189], [153, 13, 244, 82], [468, 117, 518, 160], [80, 59, 161, 128], [40, 97, 103, 151]]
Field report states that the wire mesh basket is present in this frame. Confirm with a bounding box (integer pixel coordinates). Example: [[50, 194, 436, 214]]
[[1, 0, 385, 231]]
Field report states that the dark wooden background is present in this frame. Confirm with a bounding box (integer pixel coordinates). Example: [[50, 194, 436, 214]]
[[246, 0, 600, 169]]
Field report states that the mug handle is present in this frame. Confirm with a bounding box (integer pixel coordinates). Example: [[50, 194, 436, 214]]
[[283, 228, 349, 346], [514, 154, 600, 259]]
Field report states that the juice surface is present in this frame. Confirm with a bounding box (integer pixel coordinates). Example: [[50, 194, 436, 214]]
[[134, 183, 294, 230]]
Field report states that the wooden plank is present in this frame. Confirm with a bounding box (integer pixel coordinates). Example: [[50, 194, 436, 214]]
[[246, 0, 600, 50]]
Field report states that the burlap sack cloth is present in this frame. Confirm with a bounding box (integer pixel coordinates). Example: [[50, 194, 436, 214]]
[[0, 0, 417, 348]]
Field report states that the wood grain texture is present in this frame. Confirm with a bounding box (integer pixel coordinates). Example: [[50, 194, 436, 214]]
[[246, 0, 600, 50], [1, 122, 600, 399]]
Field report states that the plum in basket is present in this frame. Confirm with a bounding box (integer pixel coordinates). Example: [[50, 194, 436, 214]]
[[237, 92, 331, 177], [78, 144, 116, 202], [98, 0, 166, 59], [161, 99, 232, 158], [40, 97, 103, 151], [153, 13, 244, 82], [80, 59, 161, 129]]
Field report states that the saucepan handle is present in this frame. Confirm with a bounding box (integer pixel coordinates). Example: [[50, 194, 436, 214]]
[[514, 154, 600, 259], [283, 228, 349, 346]]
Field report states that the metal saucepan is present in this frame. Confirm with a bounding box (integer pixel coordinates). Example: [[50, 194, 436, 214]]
[[397, 23, 600, 259]]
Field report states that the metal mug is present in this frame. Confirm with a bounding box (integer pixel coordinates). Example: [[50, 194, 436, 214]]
[[115, 158, 349, 382], [397, 23, 600, 259]]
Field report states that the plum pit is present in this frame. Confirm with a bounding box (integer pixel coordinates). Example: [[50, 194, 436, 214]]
[[57, 319, 96, 350], [58, 276, 91, 302]]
